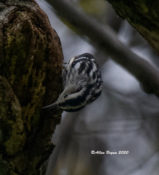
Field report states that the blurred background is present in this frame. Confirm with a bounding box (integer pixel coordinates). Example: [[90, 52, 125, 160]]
[[36, 0, 159, 175]]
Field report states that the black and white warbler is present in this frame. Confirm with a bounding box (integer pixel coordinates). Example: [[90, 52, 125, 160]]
[[43, 53, 103, 112]]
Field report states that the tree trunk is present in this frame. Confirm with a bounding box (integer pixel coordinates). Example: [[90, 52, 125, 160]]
[[107, 0, 159, 54], [0, 1, 63, 175]]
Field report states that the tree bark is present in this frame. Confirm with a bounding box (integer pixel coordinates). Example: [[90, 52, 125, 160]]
[[0, 1, 63, 175], [107, 0, 159, 55]]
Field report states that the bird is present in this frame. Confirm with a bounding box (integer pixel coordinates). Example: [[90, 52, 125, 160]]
[[43, 53, 103, 112]]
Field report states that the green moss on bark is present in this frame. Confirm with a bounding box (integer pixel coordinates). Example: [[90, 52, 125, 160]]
[[0, 1, 63, 175], [3, 10, 47, 128], [0, 76, 25, 174]]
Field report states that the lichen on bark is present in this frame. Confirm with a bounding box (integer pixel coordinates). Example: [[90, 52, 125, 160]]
[[0, 1, 63, 175]]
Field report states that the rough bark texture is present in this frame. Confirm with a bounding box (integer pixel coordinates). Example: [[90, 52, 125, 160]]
[[107, 0, 159, 54], [0, 1, 63, 175]]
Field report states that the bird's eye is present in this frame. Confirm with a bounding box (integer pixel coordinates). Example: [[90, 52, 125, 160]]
[[64, 94, 68, 98]]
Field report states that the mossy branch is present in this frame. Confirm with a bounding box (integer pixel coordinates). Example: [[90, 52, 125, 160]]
[[0, 1, 63, 175]]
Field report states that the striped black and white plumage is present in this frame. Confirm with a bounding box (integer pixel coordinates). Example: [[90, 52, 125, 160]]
[[43, 53, 103, 112]]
